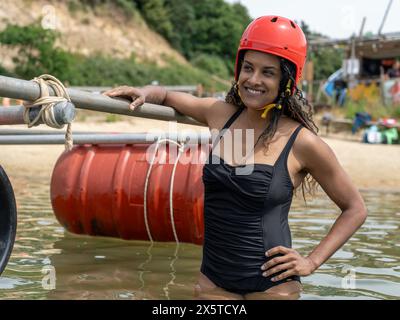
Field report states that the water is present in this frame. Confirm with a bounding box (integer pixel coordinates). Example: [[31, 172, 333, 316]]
[[1, 172, 399, 299]]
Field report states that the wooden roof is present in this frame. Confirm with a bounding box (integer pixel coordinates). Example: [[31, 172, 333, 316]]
[[309, 32, 400, 59]]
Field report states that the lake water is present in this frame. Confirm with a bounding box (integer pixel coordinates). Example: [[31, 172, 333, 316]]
[[1, 170, 399, 300]]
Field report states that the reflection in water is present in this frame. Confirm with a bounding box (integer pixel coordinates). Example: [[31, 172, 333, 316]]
[[43, 234, 198, 300], [0, 173, 399, 299]]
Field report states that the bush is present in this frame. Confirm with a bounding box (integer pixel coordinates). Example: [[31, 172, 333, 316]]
[[344, 100, 367, 119], [343, 99, 400, 121], [0, 64, 12, 77], [0, 22, 67, 79], [191, 53, 230, 79], [392, 105, 400, 118], [0, 22, 230, 92]]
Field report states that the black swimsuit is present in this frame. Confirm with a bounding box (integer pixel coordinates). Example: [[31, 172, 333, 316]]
[[201, 107, 303, 295]]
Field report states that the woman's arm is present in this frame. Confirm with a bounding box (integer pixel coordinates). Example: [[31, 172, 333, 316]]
[[103, 85, 222, 126], [296, 130, 368, 268], [261, 129, 367, 281]]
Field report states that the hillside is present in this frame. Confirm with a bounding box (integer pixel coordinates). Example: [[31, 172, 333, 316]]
[[0, 0, 187, 70]]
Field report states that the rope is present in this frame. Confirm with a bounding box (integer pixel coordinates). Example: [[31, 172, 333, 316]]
[[137, 241, 154, 295], [169, 142, 186, 244], [140, 138, 185, 299], [23, 74, 73, 151], [162, 242, 180, 300], [143, 138, 185, 244]]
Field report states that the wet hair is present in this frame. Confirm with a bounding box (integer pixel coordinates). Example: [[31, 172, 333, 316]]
[[226, 55, 320, 203]]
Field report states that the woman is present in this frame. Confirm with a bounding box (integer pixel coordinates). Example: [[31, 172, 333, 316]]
[[104, 16, 367, 300]]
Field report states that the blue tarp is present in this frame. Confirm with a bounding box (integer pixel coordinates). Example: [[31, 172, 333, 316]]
[[323, 69, 344, 97]]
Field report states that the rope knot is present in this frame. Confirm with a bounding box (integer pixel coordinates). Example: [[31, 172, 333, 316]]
[[23, 74, 73, 151]]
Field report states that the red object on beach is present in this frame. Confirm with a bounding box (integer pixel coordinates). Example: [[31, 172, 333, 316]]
[[50, 143, 207, 245]]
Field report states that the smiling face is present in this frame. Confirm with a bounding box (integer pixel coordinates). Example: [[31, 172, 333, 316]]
[[237, 50, 282, 110]]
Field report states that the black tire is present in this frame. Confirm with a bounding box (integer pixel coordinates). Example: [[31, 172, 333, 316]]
[[0, 165, 17, 275]]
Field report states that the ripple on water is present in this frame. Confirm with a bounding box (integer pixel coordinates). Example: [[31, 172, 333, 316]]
[[355, 248, 383, 254], [0, 277, 33, 290]]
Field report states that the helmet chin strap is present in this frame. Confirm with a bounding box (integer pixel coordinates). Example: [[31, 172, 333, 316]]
[[255, 79, 292, 119], [238, 87, 281, 119], [257, 103, 282, 119]]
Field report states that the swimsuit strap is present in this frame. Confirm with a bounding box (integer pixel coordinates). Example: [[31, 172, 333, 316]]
[[274, 124, 304, 166], [210, 107, 244, 151]]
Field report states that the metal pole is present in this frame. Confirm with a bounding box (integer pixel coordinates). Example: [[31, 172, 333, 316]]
[[0, 129, 102, 135], [358, 17, 366, 38], [69, 85, 199, 94], [0, 132, 211, 145], [378, 0, 393, 35], [0, 75, 206, 127], [0, 101, 75, 126], [348, 37, 357, 89]]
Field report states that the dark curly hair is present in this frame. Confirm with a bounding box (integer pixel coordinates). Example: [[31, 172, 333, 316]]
[[225, 56, 320, 203]]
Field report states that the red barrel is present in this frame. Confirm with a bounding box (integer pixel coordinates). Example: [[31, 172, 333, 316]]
[[50, 142, 207, 245]]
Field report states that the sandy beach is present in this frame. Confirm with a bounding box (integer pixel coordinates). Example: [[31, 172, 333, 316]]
[[1, 117, 399, 193]]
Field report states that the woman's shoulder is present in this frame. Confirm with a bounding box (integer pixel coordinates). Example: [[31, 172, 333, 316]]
[[207, 101, 239, 130], [279, 117, 306, 136], [289, 120, 322, 148], [278, 116, 315, 144], [280, 117, 318, 140], [291, 122, 335, 170]]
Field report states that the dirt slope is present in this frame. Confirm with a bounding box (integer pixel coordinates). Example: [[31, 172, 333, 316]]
[[0, 0, 187, 69]]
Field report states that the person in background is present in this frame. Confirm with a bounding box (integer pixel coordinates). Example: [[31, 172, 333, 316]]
[[333, 78, 347, 106], [387, 60, 400, 79]]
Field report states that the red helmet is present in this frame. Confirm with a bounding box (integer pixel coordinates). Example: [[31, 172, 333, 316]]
[[234, 15, 307, 85]]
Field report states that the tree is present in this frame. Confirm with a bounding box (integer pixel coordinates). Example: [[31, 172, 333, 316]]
[[299, 20, 344, 80], [187, 0, 251, 72], [164, 0, 195, 54], [132, 0, 251, 77], [0, 22, 72, 79]]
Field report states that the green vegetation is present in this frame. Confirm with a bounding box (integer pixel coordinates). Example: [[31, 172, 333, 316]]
[[0, 22, 70, 79], [341, 81, 400, 120], [0, 1, 345, 88], [105, 113, 121, 122], [310, 47, 345, 81], [344, 100, 400, 120], [66, 0, 251, 79], [0, 22, 228, 91], [300, 21, 345, 80], [0, 64, 11, 77], [191, 54, 230, 79]]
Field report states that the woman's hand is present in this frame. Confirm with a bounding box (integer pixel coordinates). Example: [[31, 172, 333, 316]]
[[261, 246, 318, 282], [103, 86, 147, 111]]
